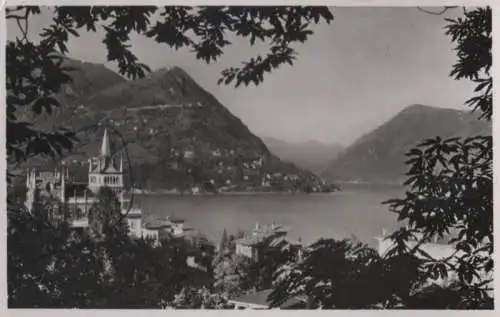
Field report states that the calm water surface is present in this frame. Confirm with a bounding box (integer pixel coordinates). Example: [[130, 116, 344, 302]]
[[136, 184, 405, 248]]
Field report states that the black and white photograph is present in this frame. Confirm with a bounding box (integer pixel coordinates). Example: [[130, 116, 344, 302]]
[[3, 3, 494, 311]]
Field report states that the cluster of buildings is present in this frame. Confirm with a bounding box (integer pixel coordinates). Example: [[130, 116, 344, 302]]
[[24, 128, 191, 243], [228, 225, 492, 310], [24, 129, 488, 309]]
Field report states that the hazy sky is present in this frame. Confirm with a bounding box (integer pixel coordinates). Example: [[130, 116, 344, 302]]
[[7, 7, 476, 145]]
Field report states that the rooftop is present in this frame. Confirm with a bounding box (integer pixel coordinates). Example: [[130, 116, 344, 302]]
[[253, 223, 291, 235], [168, 215, 185, 223], [143, 218, 173, 230], [144, 223, 171, 230], [229, 289, 306, 309], [235, 223, 298, 247], [142, 215, 189, 230], [235, 235, 301, 247]]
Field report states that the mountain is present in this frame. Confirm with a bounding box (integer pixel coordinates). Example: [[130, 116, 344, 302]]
[[322, 104, 491, 184], [24, 62, 336, 193], [17, 58, 126, 126], [14, 58, 126, 168], [58, 58, 127, 104], [262, 137, 343, 174]]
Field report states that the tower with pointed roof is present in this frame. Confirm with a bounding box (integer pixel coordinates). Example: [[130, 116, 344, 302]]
[[88, 128, 124, 195]]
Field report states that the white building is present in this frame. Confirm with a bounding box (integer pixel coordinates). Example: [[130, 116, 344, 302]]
[[374, 228, 492, 290]]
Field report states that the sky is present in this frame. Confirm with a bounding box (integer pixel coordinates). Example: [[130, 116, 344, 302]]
[[6, 7, 477, 145]]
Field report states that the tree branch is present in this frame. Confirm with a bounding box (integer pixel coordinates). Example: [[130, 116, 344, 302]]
[[417, 6, 459, 16]]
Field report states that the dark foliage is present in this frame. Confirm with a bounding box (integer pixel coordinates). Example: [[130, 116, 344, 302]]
[[269, 6, 493, 310], [7, 196, 215, 308], [6, 5, 493, 310], [445, 7, 492, 120], [269, 239, 395, 309], [382, 6, 493, 309]]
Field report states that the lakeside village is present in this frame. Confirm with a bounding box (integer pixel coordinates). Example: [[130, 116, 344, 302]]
[[23, 129, 479, 309]]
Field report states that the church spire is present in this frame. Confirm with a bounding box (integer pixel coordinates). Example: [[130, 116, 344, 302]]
[[100, 128, 111, 158]]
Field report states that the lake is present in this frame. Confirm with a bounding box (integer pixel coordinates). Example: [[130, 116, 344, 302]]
[[136, 184, 406, 248]]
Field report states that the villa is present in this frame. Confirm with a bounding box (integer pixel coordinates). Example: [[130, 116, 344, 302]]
[[24, 128, 166, 243], [142, 215, 194, 244], [235, 222, 302, 261]]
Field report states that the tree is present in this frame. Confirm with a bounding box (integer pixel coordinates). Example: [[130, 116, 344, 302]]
[[245, 233, 298, 291], [445, 7, 492, 120], [7, 201, 112, 308], [213, 253, 251, 298], [212, 231, 253, 297], [88, 186, 128, 240], [105, 237, 193, 308], [267, 7, 493, 309], [382, 6, 492, 309], [269, 238, 395, 309], [213, 228, 230, 266], [6, 5, 335, 308], [171, 286, 229, 309]]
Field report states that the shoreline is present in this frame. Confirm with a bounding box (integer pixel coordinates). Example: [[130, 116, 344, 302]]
[[130, 182, 403, 196], [132, 189, 340, 196]]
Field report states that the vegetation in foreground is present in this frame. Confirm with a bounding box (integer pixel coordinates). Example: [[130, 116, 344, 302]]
[[6, 6, 492, 309]]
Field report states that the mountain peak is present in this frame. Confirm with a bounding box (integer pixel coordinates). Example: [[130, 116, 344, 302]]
[[79, 63, 215, 111], [152, 65, 191, 80], [322, 105, 491, 184], [399, 104, 438, 115]]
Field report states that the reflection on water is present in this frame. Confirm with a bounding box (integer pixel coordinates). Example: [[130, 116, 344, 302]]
[[137, 185, 405, 248]]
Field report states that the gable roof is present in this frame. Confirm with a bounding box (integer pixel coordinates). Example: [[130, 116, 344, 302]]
[[102, 165, 120, 174], [89, 157, 121, 174], [168, 216, 185, 223]]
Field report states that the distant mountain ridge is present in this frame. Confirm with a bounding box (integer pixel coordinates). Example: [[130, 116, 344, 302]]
[[262, 137, 343, 174], [24, 59, 335, 193], [322, 104, 491, 184]]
